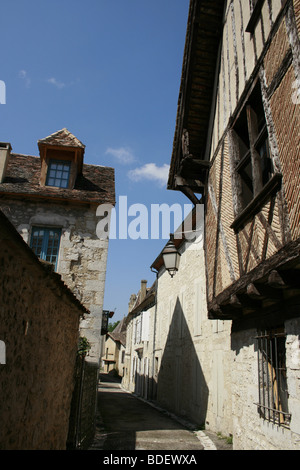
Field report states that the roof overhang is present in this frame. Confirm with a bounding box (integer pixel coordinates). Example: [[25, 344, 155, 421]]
[[208, 238, 300, 327], [168, 0, 225, 203]]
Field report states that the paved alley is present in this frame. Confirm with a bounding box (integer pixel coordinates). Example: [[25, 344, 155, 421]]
[[89, 373, 231, 451]]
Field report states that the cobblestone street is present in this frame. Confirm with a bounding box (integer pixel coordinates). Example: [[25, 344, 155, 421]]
[[89, 374, 232, 451]]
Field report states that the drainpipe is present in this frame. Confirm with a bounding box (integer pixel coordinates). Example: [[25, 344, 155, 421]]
[[150, 269, 159, 400]]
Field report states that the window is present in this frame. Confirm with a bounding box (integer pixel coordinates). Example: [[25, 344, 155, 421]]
[[134, 315, 143, 344], [46, 160, 71, 188], [234, 82, 273, 210], [255, 327, 291, 427], [30, 227, 61, 271]]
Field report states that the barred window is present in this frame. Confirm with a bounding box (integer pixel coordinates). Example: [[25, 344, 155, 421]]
[[255, 327, 291, 427]]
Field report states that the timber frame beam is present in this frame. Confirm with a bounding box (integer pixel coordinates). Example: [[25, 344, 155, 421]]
[[208, 238, 300, 321]]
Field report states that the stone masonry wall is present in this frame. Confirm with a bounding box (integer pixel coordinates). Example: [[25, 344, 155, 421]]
[[231, 320, 300, 450], [0, 199, 109, 363], [0, 215, 82, 449]]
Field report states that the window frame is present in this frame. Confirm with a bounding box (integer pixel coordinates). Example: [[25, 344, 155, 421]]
[[230, 81, 282, 232], [255, 327, 291, 428], [46, 159, 71, 189], [30, 226, 62, 271]]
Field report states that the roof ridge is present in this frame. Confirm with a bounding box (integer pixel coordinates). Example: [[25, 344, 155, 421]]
[[38, 128, 85, 149]]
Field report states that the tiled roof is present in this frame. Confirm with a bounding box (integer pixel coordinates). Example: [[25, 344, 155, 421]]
[[38, 128, 85, 149], [0, 153, 115, 205], [128, 281, 156, 317], [108, 317, 127, 346]]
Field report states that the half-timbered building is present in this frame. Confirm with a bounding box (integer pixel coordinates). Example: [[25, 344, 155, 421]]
[[168, 0, 300, 449]]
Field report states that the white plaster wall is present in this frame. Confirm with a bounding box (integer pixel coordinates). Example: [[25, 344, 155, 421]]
[[154, 225, 233, 435], [231, 321, 300, 450]]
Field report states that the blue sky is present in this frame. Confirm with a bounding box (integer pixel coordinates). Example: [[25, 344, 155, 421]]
[[0, 0, 190, 322]]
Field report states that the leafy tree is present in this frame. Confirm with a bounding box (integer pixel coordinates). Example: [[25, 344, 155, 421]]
[[108, 320, 120, 332]]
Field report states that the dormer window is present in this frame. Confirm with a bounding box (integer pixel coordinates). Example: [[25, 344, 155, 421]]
[[38, 128, 86, 190], [46, 160, 71, 188]]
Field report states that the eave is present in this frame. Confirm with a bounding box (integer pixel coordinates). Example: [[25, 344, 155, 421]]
[[168, 0, 225, 203], [208, 238, 300, 326]]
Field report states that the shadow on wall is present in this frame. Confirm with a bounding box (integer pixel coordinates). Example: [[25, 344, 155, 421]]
[[134, 297, 209, 427]]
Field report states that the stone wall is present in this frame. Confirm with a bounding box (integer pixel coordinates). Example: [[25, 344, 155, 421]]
[[0, 199, 109, 364], [123, 223, 233, 437], [0, 211, 84, 449], [123, 305, 156, 398], [231, 320, 300, 450], [103, 335, 117, 373], [154, 231, 233, 436]]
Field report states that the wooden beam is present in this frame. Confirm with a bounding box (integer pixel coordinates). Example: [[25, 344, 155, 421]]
[[179, 156, 210, 183], [245, 0, 265, 34], [247, 282, 263, 299], [179, 186, 202, 205], [268, 270, 287, 289], [230, 294, 242, 309]]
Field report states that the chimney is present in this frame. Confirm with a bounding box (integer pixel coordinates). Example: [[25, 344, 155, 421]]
[[0, 142, 11, 183], [140, 280, 147, 302]]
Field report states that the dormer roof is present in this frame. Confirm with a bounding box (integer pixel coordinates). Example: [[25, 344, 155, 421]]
[[0, 129, 115, 206], [38, 128, 85, 149]]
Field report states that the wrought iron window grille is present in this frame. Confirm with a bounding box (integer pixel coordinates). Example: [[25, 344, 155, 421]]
[[255, 328, 291, 428]]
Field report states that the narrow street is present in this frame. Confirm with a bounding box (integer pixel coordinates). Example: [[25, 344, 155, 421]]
[[89, 373, 232, 451]]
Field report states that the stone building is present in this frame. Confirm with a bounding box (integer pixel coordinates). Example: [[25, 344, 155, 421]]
[[103, 317, 127, 376], [122, 211, 233, 437], [149, 215, 233, 436], [0, 129, 115, 363], [122, 280, 156, 399], [0, 128, 115, 448], [167, 0, 300, 450], [0, 210, 87, 449]]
